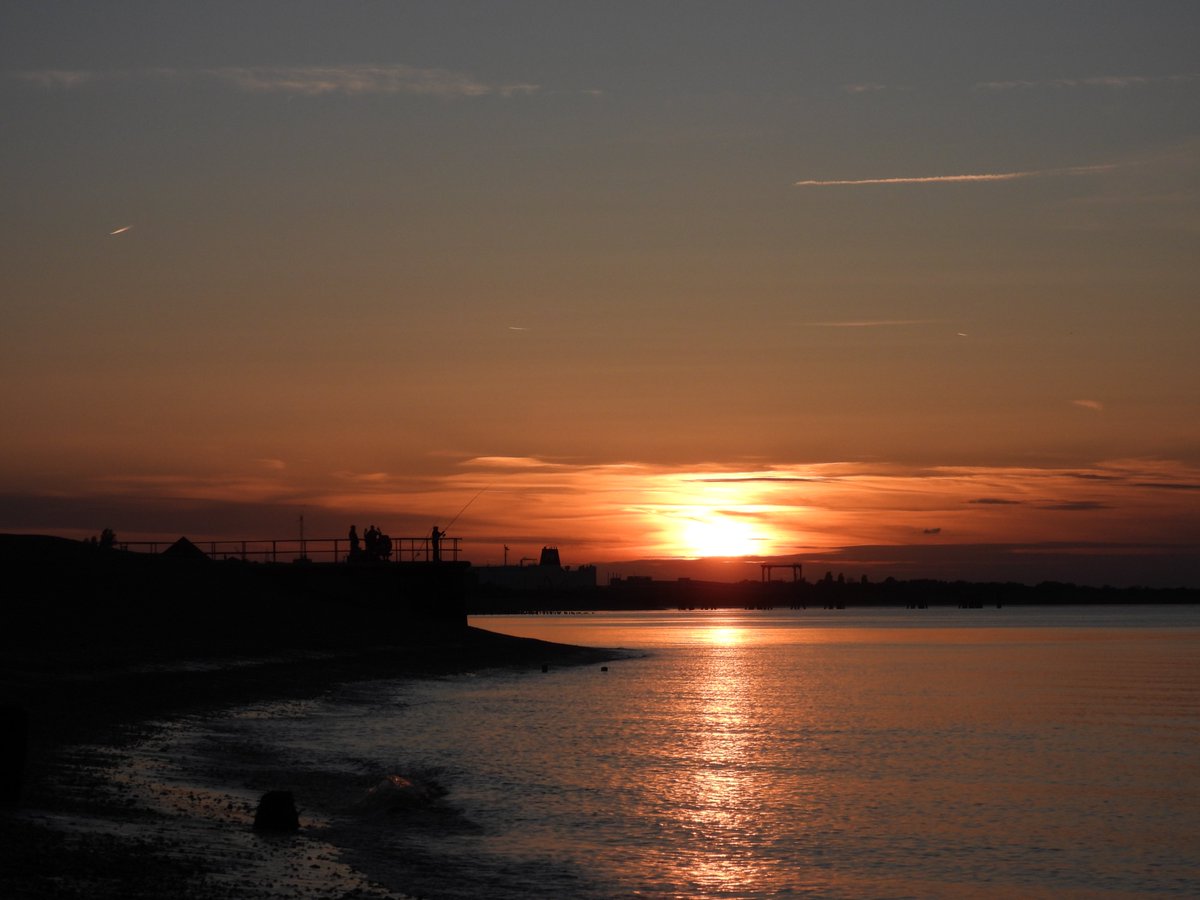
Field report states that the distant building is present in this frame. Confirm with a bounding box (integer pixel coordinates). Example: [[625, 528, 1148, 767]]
[[472, 546, 597, 592]]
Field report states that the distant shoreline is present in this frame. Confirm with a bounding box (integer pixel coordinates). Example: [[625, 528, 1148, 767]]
[[5, 535, 1196, 624]]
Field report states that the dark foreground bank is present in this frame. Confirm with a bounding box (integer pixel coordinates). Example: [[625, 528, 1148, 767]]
[[1, 617, 623, 899]]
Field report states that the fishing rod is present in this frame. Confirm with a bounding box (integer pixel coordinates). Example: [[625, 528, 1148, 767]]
[[444, 484, 492, 532]]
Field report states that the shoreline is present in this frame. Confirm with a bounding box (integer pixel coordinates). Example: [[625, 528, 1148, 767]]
[[1, 626, 628, 899]]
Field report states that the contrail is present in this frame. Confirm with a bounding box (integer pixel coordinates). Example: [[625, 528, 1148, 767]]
[[794, 163, 1115, 187], [108, 225, 132, 235], [802, 319, 941, 328]]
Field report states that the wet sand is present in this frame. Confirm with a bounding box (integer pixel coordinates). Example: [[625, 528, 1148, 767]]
[[1, 626, 622, 899]]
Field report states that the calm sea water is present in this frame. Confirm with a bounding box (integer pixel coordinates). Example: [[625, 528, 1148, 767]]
[[141, 607, 1200, 898]]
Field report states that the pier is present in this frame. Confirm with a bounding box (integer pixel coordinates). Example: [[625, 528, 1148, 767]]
[[3, 534, 472, 640], [115, 535, 462, 565]]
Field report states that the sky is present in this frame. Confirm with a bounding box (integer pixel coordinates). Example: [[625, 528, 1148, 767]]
[[2, 2, 1198, 586]]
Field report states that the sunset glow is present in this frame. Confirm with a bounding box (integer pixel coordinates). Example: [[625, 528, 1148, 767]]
[[1, 5, 1197, 587], [7, 10, 1200, 900]]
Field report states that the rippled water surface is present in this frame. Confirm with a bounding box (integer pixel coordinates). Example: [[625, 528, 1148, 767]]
[[211, 607, 1200, 897]]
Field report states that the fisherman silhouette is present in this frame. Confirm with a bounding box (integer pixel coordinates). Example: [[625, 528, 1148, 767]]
[[430, 526, 444, 562], [348, 525, 360, 561]]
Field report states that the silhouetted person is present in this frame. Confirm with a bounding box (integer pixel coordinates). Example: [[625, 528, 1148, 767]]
[[430, 526, 444, 562], [348, 524, 360, 561]]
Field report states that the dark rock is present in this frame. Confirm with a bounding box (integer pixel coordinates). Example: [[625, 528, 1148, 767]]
[[0, 705, 28, 804], [253, 790, 299, 832]]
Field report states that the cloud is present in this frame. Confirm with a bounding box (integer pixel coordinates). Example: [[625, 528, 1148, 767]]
[[208, 65, 539, 98], [463, 456, 561, 470], [794, 164, 1116, 188], [923, 527, 942, 535], [969, 498, 1022, 505], [977, 74, 1200, 91], [332, 470, 394, 483], [1037, 500, 1112, 511], [16, 64, 539, 99], [1073, 399, 1104, 411], [691, 476, 822, 484], [17, 69, 98, 89]]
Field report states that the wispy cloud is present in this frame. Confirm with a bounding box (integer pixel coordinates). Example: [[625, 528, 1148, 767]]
[[332, 470, 394, 483], [1073, 399, 1105, 412], [17, 64, 539, 99], [842, 82, 894, 94], [463, 456, 563, 470], [794, 164, 1116, 188], [209, 65, 539, 98], [17, 69, 98, 89], [977, 74, 1200, 91], [799, 319, 943, 328], [691, 475, 822, 484], [1131, 481, 1200, 491]]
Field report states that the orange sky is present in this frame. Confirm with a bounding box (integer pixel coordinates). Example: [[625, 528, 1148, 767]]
[[2, 5, 1198, 586], [5, 454, 1197, 586]]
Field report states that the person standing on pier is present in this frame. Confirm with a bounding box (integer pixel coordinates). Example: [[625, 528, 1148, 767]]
[[430, 525, 444, 562], [348, 525, 361, 561]]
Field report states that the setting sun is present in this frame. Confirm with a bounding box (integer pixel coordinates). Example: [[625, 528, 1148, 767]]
[[680, 511, 765, 558]]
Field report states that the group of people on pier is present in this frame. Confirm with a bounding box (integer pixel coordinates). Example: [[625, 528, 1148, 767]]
[[347, 524, 392, 563], [347, 524, 449, 562]]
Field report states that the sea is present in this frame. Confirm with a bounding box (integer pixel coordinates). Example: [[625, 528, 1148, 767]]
[[75, 606, 1200, 898]]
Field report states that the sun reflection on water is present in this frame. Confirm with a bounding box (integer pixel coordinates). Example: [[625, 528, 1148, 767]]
[[655, 643, 781, 894], [702, 625, 745, 646]]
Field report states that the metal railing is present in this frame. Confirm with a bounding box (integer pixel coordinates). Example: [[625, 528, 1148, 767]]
[[117, 536, 462, 564]]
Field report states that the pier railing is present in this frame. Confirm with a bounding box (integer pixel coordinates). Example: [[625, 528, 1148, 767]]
[[118, 536, 462, 565]]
